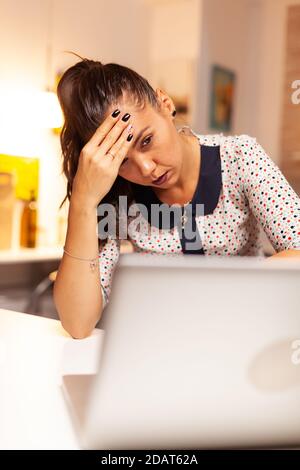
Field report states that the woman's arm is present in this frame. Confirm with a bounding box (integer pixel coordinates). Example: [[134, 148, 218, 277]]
[[53, 195, 103, 339], [270, 249, 300, 259], [53, 109, 134, 338]]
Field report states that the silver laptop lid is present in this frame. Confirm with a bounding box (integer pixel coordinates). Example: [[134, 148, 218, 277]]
[[86, 254, 300, 449]]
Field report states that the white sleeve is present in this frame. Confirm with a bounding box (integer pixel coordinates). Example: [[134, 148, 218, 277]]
[[236, 135, 300, 252]]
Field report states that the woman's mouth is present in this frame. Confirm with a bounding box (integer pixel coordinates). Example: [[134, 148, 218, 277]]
[[152, 171, 169, 185]]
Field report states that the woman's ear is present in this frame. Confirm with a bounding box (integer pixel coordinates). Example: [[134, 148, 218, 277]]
[[155, 88, 174, 115]]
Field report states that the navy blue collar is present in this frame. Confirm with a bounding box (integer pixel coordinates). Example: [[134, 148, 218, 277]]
[[131, 143, 222, 228]]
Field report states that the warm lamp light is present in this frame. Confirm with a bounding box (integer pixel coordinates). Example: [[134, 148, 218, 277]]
[[0, 89, 63, 130], [37, 90, 63, 129]]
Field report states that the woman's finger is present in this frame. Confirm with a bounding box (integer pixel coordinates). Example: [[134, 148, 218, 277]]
[[112, 126, 135, 168], [98, 113, 133, 156], [89, 113, 130, 151], [107, 122, 133, 157], [88, 109, 124, 147]]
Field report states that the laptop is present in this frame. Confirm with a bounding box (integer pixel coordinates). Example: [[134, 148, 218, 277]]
[[62, 253, 300, 449]]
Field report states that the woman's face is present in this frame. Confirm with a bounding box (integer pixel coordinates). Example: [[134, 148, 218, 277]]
[[109, 90, 185, 189]]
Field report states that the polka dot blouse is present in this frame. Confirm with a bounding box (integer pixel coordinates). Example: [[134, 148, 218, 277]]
[[98, 126, 300, 307]]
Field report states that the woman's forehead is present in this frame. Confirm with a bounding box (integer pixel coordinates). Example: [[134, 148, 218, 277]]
[[107, 101, 159, 127]]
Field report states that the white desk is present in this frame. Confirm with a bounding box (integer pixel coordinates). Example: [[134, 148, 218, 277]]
[[0, 308, 103, 449]]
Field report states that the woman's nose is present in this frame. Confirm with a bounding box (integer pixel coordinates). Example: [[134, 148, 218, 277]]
[[136, 156, 156, 179]]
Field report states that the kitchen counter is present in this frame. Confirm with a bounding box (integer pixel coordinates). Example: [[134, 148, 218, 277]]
[[0, 246, 63, 264]]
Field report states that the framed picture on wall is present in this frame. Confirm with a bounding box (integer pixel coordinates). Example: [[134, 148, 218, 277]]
[[209, 65, 236, 132]]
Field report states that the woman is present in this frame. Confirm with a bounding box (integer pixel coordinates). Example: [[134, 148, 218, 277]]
[[53, 58, 300, 338]]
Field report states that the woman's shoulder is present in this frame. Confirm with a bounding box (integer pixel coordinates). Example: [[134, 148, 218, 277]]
[[185, 128, 259, 162], [178, 126, 223, 146], [186, 127, 257, 149]]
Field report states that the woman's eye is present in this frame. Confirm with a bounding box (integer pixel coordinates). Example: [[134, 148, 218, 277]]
[[120, 136, 152, 168], [141, 136, 152, 147]]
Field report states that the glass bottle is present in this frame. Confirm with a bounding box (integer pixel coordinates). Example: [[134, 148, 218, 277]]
[[20, 190, 37, 248]]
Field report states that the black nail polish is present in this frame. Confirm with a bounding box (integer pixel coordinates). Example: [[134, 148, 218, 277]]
[[127, 133, 133, 142], [122, 113, 131, 122], [112, 109, 121, 118]]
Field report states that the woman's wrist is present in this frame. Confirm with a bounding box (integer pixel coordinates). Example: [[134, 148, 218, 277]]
[[69, 192, 99, 215], [64, 194, 100, 259]]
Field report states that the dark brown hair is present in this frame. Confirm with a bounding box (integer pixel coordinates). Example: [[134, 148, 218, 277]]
[[57, 55, 162, 214]]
